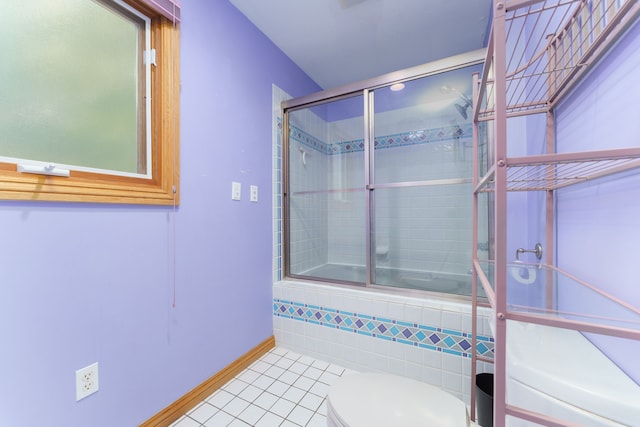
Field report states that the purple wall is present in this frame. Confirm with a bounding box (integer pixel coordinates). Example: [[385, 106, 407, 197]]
[[0, 1, 320, 426], [554, 19, 640, 383]]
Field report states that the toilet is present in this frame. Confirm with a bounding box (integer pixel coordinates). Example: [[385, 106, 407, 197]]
[[327, 373, 477, 427]]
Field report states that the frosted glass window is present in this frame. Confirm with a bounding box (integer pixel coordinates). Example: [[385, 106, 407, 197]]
[[0, 0, 149, 176]]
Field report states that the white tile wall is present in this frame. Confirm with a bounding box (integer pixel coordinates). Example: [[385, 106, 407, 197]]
[[272, 84, 290, 283], [273, 280, 493, 407], [283, 102, 474, 276]]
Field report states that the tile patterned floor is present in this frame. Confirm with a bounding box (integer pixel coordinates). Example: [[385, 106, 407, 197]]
[[169, 347, 353, 427]]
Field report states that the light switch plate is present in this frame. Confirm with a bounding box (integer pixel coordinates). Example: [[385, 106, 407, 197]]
[[231, 182, 241, 201], [250, 185, 258, 202]]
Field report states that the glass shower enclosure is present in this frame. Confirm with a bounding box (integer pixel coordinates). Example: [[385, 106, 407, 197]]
[[283, 51, 486, 297]]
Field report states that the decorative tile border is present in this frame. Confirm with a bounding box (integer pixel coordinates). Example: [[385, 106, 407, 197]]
[[290, 123, 472, 156], [273, 298, 494, 359], [289, 125, 331, 154]]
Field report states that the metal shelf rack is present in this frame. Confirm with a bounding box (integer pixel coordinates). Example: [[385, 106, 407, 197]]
[[470, 0, 640, 425]]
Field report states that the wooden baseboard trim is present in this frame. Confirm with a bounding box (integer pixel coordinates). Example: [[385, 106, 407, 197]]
[[140, 335, 276, 427]]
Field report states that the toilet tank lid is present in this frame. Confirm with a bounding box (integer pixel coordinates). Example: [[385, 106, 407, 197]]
[[327, 373, 468, 427]]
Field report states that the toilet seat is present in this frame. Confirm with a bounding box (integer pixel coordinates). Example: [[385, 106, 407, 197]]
[[326, 373, 469, 427]]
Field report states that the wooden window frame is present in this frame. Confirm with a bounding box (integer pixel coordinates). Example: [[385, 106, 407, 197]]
[[0, 1, 180, 205]]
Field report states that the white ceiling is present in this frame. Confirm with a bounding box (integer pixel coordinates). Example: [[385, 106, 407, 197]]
[[229, 0, 492, 89]]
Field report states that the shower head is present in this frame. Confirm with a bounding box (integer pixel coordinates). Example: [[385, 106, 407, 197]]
[[441, 85, 472, 119], [455, 103, 470, 120]]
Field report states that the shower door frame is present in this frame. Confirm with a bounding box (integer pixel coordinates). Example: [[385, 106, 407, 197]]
[[282, 49, 486, 294]]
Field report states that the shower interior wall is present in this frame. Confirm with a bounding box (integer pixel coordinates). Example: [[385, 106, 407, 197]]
[[288, 97, 474, 276]]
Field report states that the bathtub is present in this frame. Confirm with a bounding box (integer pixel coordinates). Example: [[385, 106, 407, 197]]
[[503, 320, 640, 426], [299, 263, 474, 296]]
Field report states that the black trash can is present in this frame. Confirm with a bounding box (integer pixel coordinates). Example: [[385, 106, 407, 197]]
[[476, 373, 494, 427]]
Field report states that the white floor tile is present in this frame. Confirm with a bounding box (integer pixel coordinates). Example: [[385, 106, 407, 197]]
[[169, 416, 200, 427], [237, 369, 260, 384], [318, 371, 341, 385], [282, 350, 301, 361], [206, 390, 234, 409], [270, 347, 288, 357], [253, 391, 279, 411], [287, 405, 314, 426], [188, 402, 218, 423], [302, 366, 323, 380], [288, 361, 308, 375], [307, 413, 327, 427], [316, 400, 328, 416], [275, 357, 295, 370], [250, 360, 271, 374], [238, 384, 262, 402], [326, 364, 345, 376], [297, 355, 316, 365], [238, 404, 266, 425], [175, 348, 353, 427], [265, 365, 286, 379], [223, 379, 249, 396], [203, 411, 234, 427], [311, 359, 329, 370], [292, 375, 315, 392], [282, 386, 305, 404], [255, 411, 285, 427], [223, 397, 251, 417], [278, 370, 300, 385], [266, 379, 289, 396], [270, 398, 296, 418], [298, 393, 323, 412], [308, 381, 329, 398], [261, 352, 283, 364], [253, 374, 276, 390]]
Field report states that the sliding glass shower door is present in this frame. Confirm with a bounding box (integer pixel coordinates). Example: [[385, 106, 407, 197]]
[[370, 70, 475, 295], [285, 94, 367, 284], [283, 54, 484, 296]]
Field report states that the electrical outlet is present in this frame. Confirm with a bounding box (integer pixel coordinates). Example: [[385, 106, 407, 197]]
[[76, 362, 99, 401]]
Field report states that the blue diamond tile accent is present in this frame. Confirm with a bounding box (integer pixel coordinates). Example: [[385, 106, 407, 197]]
[[477, 343, 489, 354], [459, 339, 471, 351], [444, 336, 456, 348], [272, 298, 493, 360]]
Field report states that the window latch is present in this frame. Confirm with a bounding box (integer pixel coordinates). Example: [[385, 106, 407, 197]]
[[144, 49, 157, 67], [18, 163, 70, 177]]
